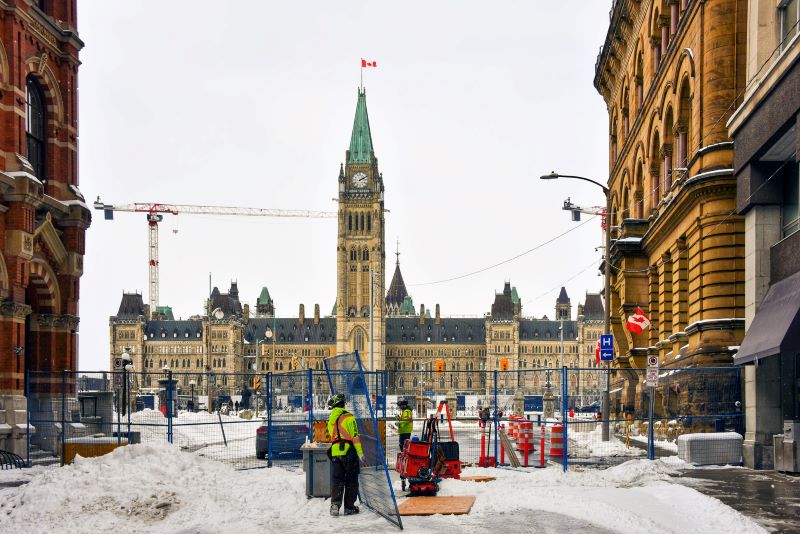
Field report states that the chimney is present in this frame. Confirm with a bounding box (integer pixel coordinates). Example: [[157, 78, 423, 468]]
[[299, 303, 305, 324], [314, 304, 320, 325], [435, 304, 441, 325], [243, 303, 250, 324], [419, 304, 425, 326]]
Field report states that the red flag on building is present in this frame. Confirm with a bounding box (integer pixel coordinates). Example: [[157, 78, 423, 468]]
[[626, 307, 651, 334], [361, 59, 377, 67]]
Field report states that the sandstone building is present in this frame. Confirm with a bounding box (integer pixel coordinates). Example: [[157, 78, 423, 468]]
[[109, 89, 604, 400], [594, 0, 747, 413]]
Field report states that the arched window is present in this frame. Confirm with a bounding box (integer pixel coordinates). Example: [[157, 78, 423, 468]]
[[25, 77, 46, 182], [348, 213, 352, 231], [350, 249, 357, 261], [367, 213, 372, 232], [362, 249, 369, 261]]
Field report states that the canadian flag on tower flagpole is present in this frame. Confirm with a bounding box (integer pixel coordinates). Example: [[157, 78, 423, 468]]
[[362, 59, 377, 67], [626, 307, 651, 334]]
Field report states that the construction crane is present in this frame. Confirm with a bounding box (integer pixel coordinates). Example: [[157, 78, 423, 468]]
[[93, 197, 336, 314], [562, 197, 607, 230]]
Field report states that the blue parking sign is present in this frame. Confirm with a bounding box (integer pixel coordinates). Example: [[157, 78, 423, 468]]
[[600, 334, 614, 361]]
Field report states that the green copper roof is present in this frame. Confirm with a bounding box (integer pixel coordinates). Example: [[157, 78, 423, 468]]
[[331, 300, 337, 316], [399, 295, 415, 316], [348, 88, 373, 164], [257, 287, 272, 305], [511, 287, 520, 305], [155, 306, 174, 320]]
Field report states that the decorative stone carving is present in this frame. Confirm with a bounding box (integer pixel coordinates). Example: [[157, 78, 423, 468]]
[[0, 301, 32, 319]]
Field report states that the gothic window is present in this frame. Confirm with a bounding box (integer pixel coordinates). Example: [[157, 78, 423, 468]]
[[360, 213, 365, 231], [348, 213, 353, 231], [350, 249, 357, 261], [367, 213, 372, 232], [25, 77, 46, 182], [363, 249, 369, 261]]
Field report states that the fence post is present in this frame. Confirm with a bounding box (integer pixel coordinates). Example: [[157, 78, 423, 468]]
[[25, 365, 30, 467], [648, 384, 655, 460], [267, 372, 273, 468], [167, 370, 173, 444], [561, 366, 568, 472], [307, 368, 313, 442], [60, 370, 66, 466], [116, 370, 122, 446], [493, 369, 498, 464]]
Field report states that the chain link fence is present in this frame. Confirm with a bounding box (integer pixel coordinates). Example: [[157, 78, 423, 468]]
[[25, 366, 742, 471]]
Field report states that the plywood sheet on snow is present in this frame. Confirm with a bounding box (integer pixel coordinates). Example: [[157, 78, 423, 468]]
[[398, 496, 476, 516]]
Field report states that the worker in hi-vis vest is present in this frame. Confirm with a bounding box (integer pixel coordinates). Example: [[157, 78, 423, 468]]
[[326, 393, 364, 517], [396, 399, 413, 490]]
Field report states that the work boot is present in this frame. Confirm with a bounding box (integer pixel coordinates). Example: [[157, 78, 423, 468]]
[[401, 479, 406, 491], [344, 506, 360, 515], [330, 504, 340, 517]]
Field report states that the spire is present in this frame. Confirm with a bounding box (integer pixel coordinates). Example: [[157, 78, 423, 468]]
[[386, 261, 409, 306], [557, 286, 569, 304], [348, 88, 373, 164], [395, 238, 400, 266]]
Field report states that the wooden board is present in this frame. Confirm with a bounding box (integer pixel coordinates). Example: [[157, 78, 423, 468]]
[[460, 476, 496, 483], [398, 496, 476, 516]]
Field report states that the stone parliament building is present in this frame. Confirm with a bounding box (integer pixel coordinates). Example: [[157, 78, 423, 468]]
[[109, 89, 606, 399]]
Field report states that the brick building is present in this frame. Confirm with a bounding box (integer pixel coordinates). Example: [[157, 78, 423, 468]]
[[0, 0, 90, 454], [594, 0, 747, 414]]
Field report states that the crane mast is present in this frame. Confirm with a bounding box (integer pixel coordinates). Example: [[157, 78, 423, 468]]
[[94, 197, 336, 315]]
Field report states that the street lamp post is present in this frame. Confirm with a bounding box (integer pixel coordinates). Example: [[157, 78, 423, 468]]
[[189, 379, 196, 412], [540, 171, 612, 441], [266, 310, 276, 408]]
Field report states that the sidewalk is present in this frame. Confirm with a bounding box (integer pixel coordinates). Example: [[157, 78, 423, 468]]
[[672, 467, 800, 533]]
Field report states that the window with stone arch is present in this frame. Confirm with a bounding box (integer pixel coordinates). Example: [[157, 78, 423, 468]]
[[352, 328, 365, 353], [677, 77, 692, 171], [650, 129, 661, 206], [25, 77, 47, 182], [663, 106, 675, 192]]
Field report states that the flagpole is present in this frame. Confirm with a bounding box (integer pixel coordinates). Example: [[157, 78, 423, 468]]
[[360, 62, 363, 90]]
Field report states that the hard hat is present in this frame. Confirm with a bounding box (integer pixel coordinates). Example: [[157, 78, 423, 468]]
[[327, 393, 346, 409]]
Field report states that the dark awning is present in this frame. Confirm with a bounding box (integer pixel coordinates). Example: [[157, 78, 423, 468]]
[[735, 270, 800, 364]]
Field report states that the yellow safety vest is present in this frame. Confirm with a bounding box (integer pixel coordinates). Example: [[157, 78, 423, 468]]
[[328, 407, 363, 457]]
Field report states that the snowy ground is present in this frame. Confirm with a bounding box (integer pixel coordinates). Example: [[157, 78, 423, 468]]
[[0, 444, 765, 534]]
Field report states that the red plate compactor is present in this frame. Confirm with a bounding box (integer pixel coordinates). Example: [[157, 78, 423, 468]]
[[395, 400, 461, 495]]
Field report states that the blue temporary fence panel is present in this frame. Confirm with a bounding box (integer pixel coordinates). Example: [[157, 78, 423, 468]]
[[457, 395, 466, 412], [324, 352, 402, 530]]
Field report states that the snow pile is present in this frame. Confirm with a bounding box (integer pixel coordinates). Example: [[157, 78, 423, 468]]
[[0, 444, 766, 534], [569, 425, 646, 458]]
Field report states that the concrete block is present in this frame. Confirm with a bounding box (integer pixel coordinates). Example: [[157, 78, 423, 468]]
[[678, 432, 743, 465]]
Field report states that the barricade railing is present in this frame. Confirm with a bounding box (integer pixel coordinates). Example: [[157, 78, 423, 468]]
[[25, 365, 743, 472]]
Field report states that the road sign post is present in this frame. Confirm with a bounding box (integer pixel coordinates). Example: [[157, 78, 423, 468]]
[[599, 334, 613, 442]]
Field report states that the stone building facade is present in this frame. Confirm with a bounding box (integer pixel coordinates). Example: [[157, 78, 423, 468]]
[[0, 1, 90, 454], [729, 0, 800, 469], [109, 86, 605, 400], [594, 0, 747, 413]]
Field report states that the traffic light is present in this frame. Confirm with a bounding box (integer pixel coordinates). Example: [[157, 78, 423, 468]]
[[435, 359, 445, 373], [500, 358, 509, 371]]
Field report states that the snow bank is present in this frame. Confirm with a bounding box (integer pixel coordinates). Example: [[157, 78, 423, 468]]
[[0, 444, 765, 534]]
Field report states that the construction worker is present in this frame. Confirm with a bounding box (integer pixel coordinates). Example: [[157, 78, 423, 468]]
[[396, 399, 413, 491], [327, 393, 364, 517]]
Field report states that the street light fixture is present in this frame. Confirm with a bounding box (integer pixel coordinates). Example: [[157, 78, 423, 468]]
[[540, 170, 612, 442]]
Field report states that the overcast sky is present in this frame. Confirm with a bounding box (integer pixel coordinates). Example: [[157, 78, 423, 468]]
[[77, 1, 612, 370]]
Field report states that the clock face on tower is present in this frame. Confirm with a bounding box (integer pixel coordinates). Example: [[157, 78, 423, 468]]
[[351, 172, 368, 188]]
